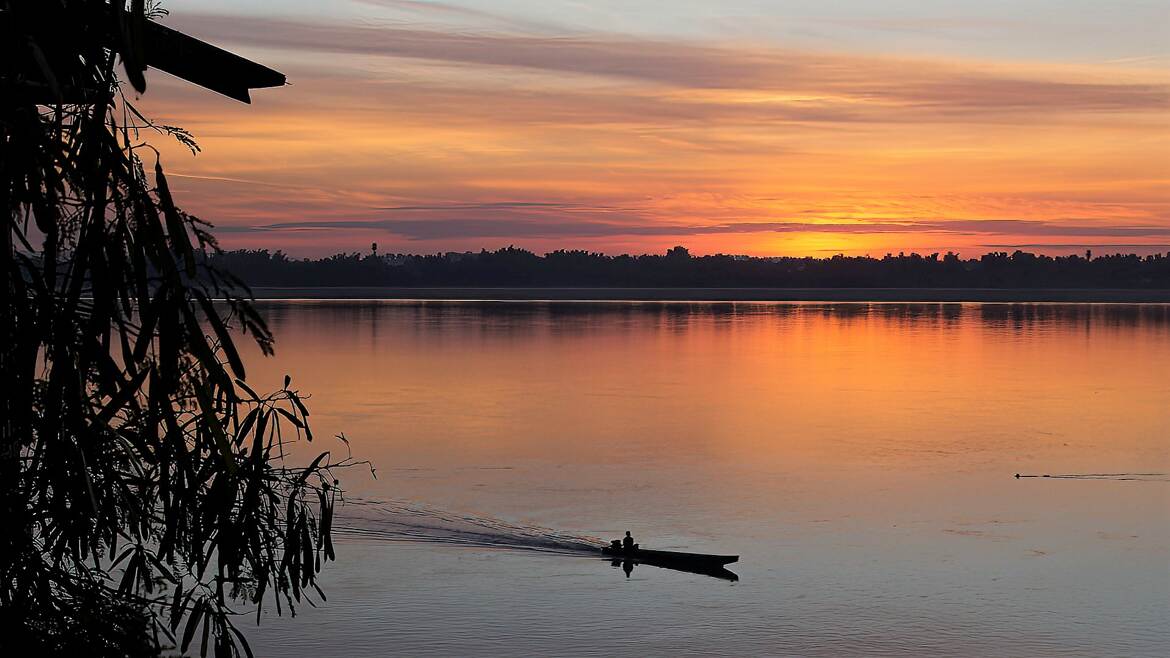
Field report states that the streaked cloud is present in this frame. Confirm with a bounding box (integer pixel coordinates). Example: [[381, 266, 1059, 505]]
[[237, 211, 1170, 241], [983, 243, 1170, 250], [168, 13, 1170, 117]]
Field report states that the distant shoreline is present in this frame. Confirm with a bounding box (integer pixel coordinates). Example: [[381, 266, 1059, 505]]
[[249, 287, 1170, 303]]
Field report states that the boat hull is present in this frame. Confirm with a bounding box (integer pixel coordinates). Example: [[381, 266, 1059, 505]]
[[600, 546, 738, 568]]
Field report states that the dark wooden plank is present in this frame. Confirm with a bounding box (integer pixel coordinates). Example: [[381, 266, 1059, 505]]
[[144, 21, 286, 103]]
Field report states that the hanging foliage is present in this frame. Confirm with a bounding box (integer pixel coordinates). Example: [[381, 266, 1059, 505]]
[[1, 2, 364, 656]]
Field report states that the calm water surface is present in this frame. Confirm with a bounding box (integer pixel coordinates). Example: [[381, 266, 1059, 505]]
[[241, 302, 1169, 657]]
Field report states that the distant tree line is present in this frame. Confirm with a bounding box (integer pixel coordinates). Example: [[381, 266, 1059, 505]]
[[209, 246, 1170, 288]]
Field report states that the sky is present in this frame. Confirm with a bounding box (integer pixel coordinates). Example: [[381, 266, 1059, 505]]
[[136, 0, 1170, 257]]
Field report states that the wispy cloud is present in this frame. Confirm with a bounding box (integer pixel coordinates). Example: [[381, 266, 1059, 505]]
[[352, 0, 569, 33], [375, 201, 614, 211], [242, 212, 1170, 241], [166, 172, 305, 189], [983, 243, 1170, 249], [168, 14, 1169, 118]]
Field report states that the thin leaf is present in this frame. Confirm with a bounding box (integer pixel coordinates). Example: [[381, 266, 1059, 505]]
[[196, 290, 246, 380], [274, 407, 305, 429], [155, 162, 196, 277], [181, 600, 205, 652], [193, 381, 238, 475]]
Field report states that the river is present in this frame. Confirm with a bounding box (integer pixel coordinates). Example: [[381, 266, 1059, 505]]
[[238, 301, 1169, 657]]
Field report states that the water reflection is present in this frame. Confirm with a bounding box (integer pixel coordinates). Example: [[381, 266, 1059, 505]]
[[241, 300, 1169, 658], [260, 300, 1170, 339], [616, 558, 633, 578], [248, 300, 1170, 479]]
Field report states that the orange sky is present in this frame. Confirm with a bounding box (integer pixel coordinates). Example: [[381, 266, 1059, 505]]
[[137, 3, 1170, 257]]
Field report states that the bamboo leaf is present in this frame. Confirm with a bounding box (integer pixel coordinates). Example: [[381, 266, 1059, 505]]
[[96, 366, 151, 425], [274, 407, 305, 429], [193, 381, 238, 475], [155, 162, 196, 277], [181, 600, 205, 652], [118, 552, 139, 593], [170, 582, 185, 631], [236, 407, 260, 447], [296, 452, 330, 487], [231, 625, 256, 658], [235, 378, 261, 401], [182, 303, 235, 394], [195, 290, 246, 380], [200, 607, 211, 658], [290, 393, 310, 418]]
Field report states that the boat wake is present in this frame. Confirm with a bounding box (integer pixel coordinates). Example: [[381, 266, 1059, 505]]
[[332, 498, 604, 555], [1014, 472, 1170, 482]]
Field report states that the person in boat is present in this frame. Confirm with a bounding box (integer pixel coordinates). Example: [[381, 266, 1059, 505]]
[[622, 531, 636, 552]]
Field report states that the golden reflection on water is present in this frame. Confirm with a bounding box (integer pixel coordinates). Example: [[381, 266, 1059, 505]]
[[240, 302, 1169, 657], [245, 302, 1170, 478]]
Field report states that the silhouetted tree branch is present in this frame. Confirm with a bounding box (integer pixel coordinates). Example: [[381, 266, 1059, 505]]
[[2, 2, 362, 656]]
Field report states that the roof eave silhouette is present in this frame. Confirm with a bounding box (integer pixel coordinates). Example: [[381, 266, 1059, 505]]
[[2, 7, 284, 105], [144, 20, 285, 104]]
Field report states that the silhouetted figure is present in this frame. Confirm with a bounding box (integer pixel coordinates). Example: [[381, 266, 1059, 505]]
[[623, 531, 636, 552]]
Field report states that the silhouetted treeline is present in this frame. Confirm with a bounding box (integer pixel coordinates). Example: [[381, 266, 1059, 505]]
[[209, 246, 1170, 288]]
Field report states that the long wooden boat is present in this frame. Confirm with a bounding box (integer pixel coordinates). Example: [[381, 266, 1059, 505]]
[[601, 546, 738, 569]]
